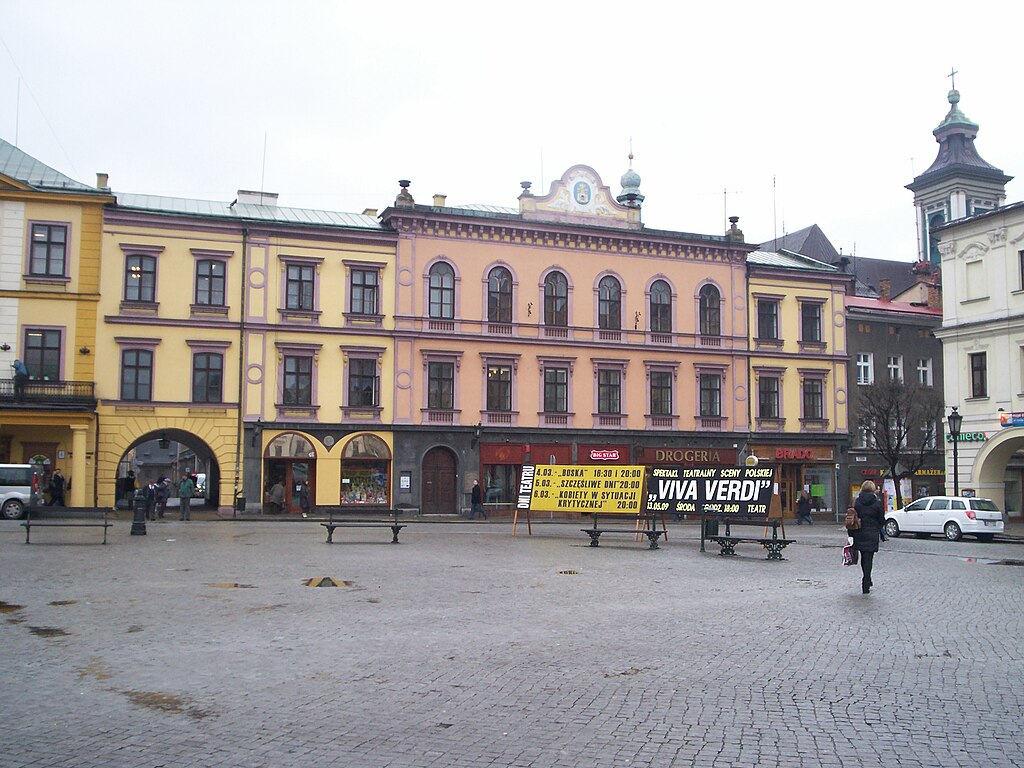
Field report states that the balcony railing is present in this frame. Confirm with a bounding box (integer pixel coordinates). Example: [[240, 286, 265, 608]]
[[0, 378, 96, 408]]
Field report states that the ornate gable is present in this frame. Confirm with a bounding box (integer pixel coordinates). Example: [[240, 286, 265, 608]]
[[519, 165, 638, 229]]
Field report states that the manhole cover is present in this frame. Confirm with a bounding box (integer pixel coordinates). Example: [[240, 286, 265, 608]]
[[207, 583, 256, 589], [558, 570, 580, 575], [303, 577, 352, 587]]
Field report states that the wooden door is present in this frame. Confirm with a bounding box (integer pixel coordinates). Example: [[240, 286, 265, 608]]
[[421, 447, 457, 515]]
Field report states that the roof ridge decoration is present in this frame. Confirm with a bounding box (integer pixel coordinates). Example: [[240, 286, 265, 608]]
[[519, 165, 641, 230]]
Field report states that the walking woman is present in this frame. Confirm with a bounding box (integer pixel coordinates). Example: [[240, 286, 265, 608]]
[[852, 480, 886, 594]]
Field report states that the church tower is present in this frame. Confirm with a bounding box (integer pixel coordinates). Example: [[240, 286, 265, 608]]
[[906, 75, 1012, 264]]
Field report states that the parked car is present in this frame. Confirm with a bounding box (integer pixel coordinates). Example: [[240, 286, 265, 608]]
[[0, 464, 45, 520], [885, 496, 1005, 542]]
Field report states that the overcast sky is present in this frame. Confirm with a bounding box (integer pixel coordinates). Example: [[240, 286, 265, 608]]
[[2, 1, 1022, 261]]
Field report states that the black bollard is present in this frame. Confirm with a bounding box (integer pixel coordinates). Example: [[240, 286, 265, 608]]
[[131, 489, 147, 536]]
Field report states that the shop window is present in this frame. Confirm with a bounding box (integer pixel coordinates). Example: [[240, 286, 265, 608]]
[[340, 434, 391, 505]]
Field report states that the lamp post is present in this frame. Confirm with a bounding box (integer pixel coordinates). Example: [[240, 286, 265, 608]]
[[947, 406, 963, 496]]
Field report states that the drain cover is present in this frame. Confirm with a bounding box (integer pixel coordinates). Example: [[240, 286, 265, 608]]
[[558, 570, 580, 575], [304, 577, 351, 587], [207, 583, 256, 589]]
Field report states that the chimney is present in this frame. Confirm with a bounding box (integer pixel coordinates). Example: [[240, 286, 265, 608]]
[[236, 190, 279, 206], [878, 279, 891, 301], [432, 194, 447, 207], [927, 284, 942, 310], [96, 172, 109, 190]]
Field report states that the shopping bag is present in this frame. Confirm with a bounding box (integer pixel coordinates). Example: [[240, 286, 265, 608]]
[[843, 543, 858, 566]]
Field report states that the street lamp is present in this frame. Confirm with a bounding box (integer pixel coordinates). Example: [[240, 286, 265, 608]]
[[947, 406, 963, 496]]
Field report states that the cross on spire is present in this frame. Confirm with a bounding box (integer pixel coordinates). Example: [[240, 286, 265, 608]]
[[948, 67, 958, 90]]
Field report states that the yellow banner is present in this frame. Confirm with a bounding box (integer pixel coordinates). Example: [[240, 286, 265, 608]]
[[527, 464, 645, 512]]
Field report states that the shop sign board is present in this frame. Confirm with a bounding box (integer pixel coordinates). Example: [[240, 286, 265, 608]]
[[644, 466, 775, 517]]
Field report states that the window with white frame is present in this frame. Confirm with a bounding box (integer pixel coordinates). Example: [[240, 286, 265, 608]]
[[856, 352, 874, 385], [921, 420, 937, 449], [887, 355, 903, 382], [857, 419, 875, 449], [917, 358, 933, 386]]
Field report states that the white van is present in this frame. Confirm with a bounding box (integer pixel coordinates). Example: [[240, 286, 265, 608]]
[[0, 464, 45, 519], [885, 496, 1005, 542]]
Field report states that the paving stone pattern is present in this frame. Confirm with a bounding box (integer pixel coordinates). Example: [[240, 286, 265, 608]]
[[2, 520, 1022, 767]]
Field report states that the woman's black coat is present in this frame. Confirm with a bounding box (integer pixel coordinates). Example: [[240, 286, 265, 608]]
[[852, 490, 885, 553]]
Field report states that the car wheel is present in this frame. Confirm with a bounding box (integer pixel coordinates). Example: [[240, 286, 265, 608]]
[[884, 519, 900, 538], [977, 533, 995, 543], [944, 521, 963, 541], [1, 499, 25, 520]]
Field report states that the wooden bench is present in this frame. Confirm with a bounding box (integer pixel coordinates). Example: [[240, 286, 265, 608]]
[[22, 507, 113, 544], [317, 507, 407, 544], [581, 513, 667, 550], [702, 515, 793, 560]]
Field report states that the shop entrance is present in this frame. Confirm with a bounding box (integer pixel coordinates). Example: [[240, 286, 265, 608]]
[[777, 463, 799, 515], [421, 447, 457, 515], [264, 433, 316, 514]]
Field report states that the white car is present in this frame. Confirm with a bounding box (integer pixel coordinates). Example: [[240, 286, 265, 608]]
[[885, 496, 1005, 542]]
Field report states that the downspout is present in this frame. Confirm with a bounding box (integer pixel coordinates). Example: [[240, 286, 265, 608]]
[[93, 411, 100, 506], [232, 226, 249, 514]]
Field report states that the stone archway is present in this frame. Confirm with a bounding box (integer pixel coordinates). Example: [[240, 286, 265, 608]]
[[965, 427, 1024, 512]]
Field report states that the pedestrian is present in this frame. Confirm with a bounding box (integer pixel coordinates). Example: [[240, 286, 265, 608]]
[[796, 490, 813, 525], [852, 480, 886, 594], [154, 478, 169, 519], [298, 481, 310, 516], [122, 470, 136, 504], [178, 472, 195, 521], [11, 359, 28, 400], [469, 479, 487, 520], [144, 480, 157, 520], [268, 480, 285, 514], [48, 468, 66, 507]]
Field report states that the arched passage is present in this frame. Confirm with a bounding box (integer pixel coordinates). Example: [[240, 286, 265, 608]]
[[113, 428, 221, 512], [968, 428, 1024, 512]]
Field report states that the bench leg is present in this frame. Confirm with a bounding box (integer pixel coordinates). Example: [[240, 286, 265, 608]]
[[585, 530, 601, 547], [325, 527, 335, 544], [643, 531, 662, 550], [25, 523, 30, 544], [718, 540, 737, 556], [764, 541, 787, 560], [390, 525, 402, 543]]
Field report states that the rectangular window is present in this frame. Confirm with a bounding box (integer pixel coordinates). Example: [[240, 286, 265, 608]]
[[192, 352, 223, 403], [1020, 250, 1024, 291], [801, 303, 822, 343], [195, 260, 226, 306], [543, 367, 568, 413], [283, 355, 313, 405], [427, 362, 454, 410], [758, 376, 779, 419], [757, 299, 779, 340], [29, 223, 68, 277], [598, 369, 621, 414], [286, 264, 315, 311], [348, 358, 379, 407], [887, 355, 903, 382], [856, 352, 874, 385], [124, 254, 157, 302], [121, 349, 153, 401], [699, 373, 721, 417], [486, 365, 512, 412], [970, 352, 987, 398], [803, 378, 824, 419], [922, 421, 937, 450], [857, 419, 875, 449], [350, 269, 379, 315], [917, 358, 933, 386], [650, 371, 672, 416], [23, 329, 61, 381]]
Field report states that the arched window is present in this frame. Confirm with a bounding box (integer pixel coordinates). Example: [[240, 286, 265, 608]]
[[488, 267, 513, 323], [598, 276, 621, 330], [650, 280, 672, 333], [699, 284, 721, 336], [428, 262, 455, 319], [340, 433, 391, 506], [544, 271, 568, 327]]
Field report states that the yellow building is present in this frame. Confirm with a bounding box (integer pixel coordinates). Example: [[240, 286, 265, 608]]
[[97, 190, 396, 513], [746, 248, 852, 516], [0, 139, 114, 511]]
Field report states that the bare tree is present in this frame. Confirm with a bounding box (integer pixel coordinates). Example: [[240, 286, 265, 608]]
[[856, 379, 945, 509]]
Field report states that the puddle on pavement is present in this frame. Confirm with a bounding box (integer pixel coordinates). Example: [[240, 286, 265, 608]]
[[49, 600, 78, 606], [126, 625, 144, 633], [207, 583, 256, 589], [303, 577, 352, 587], [959, 557, 1024, 566], [28, 626, 69, 638], [247, 604, 289, 613], [0, 601, 24, 613], [120, 690, 210, 720], [78, 658, 114, 681]]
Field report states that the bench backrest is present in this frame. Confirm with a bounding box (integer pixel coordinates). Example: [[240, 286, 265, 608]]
[[316, 507, 405, 520], [25, 507, 111, 521]]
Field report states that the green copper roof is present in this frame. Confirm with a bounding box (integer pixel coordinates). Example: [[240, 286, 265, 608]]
[[0, 138, 99, 193]]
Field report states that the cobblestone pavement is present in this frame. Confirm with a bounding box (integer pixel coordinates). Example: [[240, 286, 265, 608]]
[[2, 518, 1023, 768]]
